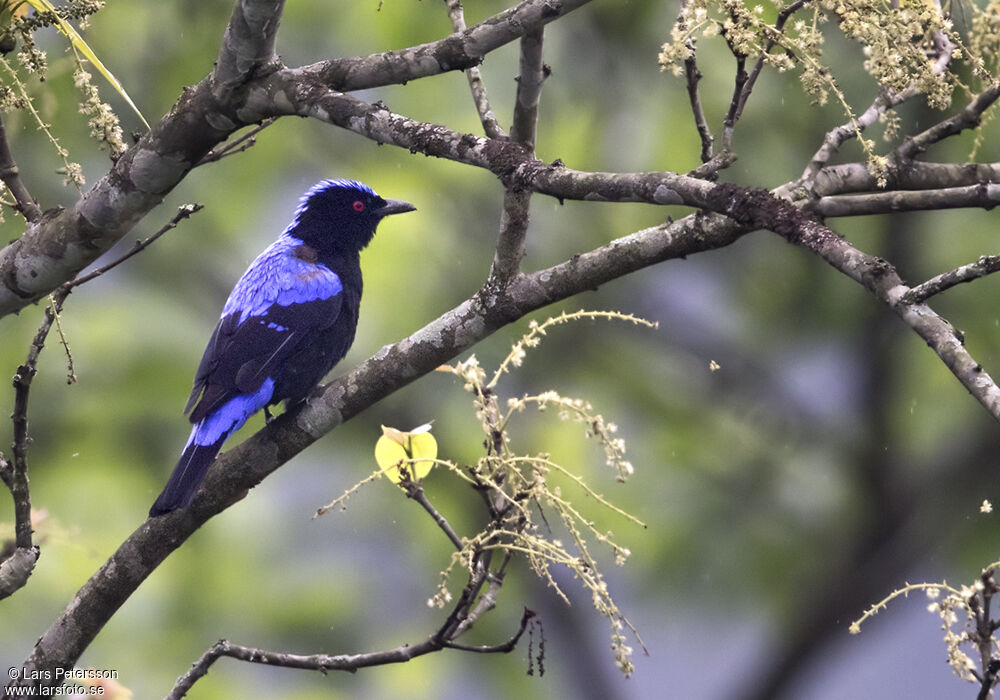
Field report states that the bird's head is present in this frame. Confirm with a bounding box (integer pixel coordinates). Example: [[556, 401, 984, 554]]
[[289, 179, 415, 254]]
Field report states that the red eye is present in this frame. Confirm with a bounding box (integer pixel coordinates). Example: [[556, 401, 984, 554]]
[[352, 200, 365, 212]]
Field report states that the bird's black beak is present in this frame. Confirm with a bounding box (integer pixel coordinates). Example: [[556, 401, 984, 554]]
[[377, 198, 416, 218]]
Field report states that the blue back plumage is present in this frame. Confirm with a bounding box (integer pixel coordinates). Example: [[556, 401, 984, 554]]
[[221, 234, 343, 326]]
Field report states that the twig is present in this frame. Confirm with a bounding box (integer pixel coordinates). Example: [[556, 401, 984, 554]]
[[731, 0, 810, 128], [676, 0, 714, 163], [799, 91, 898, 187], [721, 0, 811, 150], [47, 297, 75, 384], [896, 80, 1000, 162], [684, 53, 713, 163], [686, 151, 737, 180], [0, 112, 40, 222], [0, 289, 63, 599], [901, 256, 1000, 305], [168, 580, 534, 698], [443, 0, 506, 139], [720, 50, 747, 153], [60, 203, 204, 294], [450, 551, 514, 638], [445, 607, 535, 652], [0, 203, 203, 602], [196, 119, 275, 166], [403, 480, 464, 550]]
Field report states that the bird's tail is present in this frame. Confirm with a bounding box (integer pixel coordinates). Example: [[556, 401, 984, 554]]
[[149, 431, 226, 517], [150, 379, 275, 517]]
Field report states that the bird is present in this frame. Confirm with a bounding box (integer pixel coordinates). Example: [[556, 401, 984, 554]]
[[149, 179, 415, 516]]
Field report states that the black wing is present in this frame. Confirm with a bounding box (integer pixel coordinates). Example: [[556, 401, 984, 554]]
[[185, 294, 343, 424]]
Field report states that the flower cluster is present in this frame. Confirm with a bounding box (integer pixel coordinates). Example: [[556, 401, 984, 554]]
[[73, 67, 124, 157], [658, 0, 1000, 183], [852, 564, 1000, 687], [324, 311, 656, 677]]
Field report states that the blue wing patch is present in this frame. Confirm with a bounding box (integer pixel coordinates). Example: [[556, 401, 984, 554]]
[[222, 235, 343, 326], [188, 377, 275, 447]]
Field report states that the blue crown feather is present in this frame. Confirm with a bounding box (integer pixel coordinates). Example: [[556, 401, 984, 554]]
[[293, 178, 377, 220]]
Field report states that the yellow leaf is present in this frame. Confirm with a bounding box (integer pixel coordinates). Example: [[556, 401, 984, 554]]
[[375, 424, 437, 484]]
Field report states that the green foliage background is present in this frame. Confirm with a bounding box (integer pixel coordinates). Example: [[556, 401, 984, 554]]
[[3, 0, 1000, 698]]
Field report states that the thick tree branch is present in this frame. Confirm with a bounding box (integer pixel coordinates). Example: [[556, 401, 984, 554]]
[[252, 84, 717, 206], [301, 0, 592, 92], [813, 183, 1000, 216], [212, 0, 285, 90], [804, 161, 1000, 198]]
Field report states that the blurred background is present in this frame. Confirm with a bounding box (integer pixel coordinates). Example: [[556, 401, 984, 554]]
[[2, 0, 1000, 698]]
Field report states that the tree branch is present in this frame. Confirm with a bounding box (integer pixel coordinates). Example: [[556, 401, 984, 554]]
[[0, 290, 67, 600], [731, 0, 810, 128], [798, 0, 954, 188], [212, 0, 285, 90], [813, 183, 1000, 217], [301, 0, 592, 92], [702, 184, 1000, 422], [896, 80, 1000, 162], [676, 0, 714, 163], [443, 0, 506, 139], [901, 255, 1000, 305], [169, 607, 535, 698], [489, 28, 546, 288], [196, 119, 275, 166], [404, 480, 464, 551], [510, 28, 545, 150], [61, 203, 204, 293], [803, 161, 1000, 198], [0, 112, 40, 223]]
